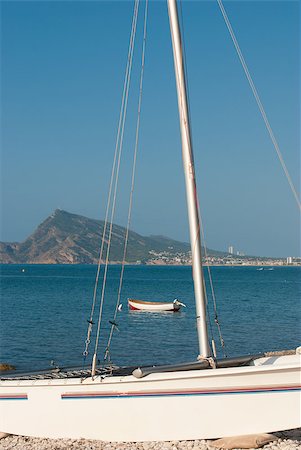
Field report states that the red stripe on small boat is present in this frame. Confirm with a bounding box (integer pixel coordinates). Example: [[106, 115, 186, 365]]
[[128, 303, 140, 310]]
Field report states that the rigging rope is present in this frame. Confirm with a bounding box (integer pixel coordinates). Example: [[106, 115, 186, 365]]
[[199, 216, 227, 357], [104, 0, 149, 362], [91, 0, 140, 376], [82, 0, 140, 375], [217, 0, 301, 212]]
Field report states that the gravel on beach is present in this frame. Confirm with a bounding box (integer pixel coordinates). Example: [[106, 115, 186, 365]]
[[0, 429, 300, 450]]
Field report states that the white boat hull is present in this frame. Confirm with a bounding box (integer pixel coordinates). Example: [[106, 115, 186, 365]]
[[128, 299, 181, 311], [1, 354, 300, 442]]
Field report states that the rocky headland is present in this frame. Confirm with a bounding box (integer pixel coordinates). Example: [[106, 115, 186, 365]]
[[1, 209, 297, 266]]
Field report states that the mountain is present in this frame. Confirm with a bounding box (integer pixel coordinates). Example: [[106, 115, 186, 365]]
[[0, 209, 199, 264]]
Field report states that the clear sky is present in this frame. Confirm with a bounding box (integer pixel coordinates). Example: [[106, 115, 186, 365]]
[[1, 0, 300, 257]]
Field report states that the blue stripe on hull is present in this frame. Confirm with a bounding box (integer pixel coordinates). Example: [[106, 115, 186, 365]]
[[0, 396, 28, 401]]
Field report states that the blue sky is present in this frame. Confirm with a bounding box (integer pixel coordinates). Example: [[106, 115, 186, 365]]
[[1, 0, 300, 257]]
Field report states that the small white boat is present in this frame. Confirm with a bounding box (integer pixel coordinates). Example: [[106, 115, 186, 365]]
[[128, 298, 185, 312]]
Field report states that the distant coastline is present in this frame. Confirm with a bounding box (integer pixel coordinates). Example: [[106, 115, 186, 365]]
[[1, 210, 299, 266], [1, 261, 300, 267]]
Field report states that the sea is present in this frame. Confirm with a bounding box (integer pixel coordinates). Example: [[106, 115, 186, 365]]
[[0, 264, 300, 372]]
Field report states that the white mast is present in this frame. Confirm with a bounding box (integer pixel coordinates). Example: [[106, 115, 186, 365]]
[[167, 0, 210, 358]]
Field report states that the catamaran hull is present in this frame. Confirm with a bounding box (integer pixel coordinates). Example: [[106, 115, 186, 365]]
[[1, 355, 300, 442]]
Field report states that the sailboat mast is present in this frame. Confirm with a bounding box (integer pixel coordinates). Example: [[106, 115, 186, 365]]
[[167, 0, 210, 358]]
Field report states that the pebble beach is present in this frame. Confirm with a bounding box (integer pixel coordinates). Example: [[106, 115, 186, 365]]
[[0, 429, 300, 450]]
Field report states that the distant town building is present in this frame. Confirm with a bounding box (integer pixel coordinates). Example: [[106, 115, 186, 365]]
[[287, 256, 293, 265], [228, 246, 234, 255]]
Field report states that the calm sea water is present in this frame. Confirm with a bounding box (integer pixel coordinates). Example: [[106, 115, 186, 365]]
[[0, 264, 300, 371]]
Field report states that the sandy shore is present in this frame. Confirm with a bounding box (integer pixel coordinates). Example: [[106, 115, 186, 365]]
[[0, 429, 300, 450]]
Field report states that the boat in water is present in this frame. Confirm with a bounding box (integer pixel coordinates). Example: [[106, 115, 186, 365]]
[[128, 298, 185, 311], [1, 0, 300, 442]]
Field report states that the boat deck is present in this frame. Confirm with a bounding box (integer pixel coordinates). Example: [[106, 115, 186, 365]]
[[0, 365, 136, 381], [1, 350, 296, 381]]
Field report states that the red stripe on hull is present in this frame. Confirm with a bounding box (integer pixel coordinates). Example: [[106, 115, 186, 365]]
[[0, 394, 28, 399], [61, 384, 301, 399]]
